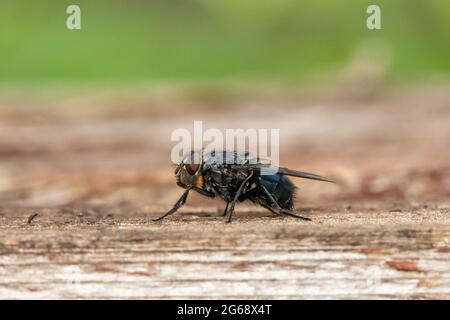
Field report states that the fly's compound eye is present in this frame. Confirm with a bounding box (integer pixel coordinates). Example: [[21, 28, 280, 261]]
[[185, 163, 200, 175]]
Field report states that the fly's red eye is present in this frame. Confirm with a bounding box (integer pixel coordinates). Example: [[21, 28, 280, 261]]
[[185, 163, 200, 175]]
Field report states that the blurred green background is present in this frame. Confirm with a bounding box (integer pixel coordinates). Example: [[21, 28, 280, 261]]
[[1, 0, 449, 85]]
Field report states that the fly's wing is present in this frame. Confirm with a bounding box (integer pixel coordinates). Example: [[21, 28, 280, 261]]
[[277, 167, 335, 183], [233, 163, 336, 183]]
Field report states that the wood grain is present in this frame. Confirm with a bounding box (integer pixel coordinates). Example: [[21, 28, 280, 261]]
[[1, 207, 449, 299], [1, 86, 449, 299]]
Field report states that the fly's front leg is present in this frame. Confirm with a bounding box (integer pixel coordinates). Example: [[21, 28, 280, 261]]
[[152, 189, 189, 222], [226, 171, 254, 223], [260, 184, 311, 221]]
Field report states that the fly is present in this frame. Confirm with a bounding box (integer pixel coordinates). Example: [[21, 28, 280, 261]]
[[153, 150, 335, 223]]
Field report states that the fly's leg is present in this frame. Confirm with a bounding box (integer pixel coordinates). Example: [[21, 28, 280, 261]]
[[221, 201, 230, 217], [260, 203, 283, 217], [152, 190, 189, 222], [260, 185, 311, 221], [279, 209, 311, 221], [226, 172, 253, 223]]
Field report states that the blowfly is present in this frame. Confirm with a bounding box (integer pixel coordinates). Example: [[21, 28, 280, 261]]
[[154, 150, 335, 223]]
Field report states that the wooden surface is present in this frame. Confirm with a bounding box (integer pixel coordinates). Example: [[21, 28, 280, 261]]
[[0, 86, 449, 299], [1, 205, 449, 299]]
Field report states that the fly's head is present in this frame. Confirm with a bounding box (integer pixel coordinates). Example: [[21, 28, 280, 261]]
[[174, 151, 204, 190]]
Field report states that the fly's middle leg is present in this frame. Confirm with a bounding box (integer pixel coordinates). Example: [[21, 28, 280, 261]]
[[221, 201, 230, 217], [226, 172, 253, 223]]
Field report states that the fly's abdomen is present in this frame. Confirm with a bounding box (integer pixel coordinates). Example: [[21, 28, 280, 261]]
[[259, 173, 295, 210]]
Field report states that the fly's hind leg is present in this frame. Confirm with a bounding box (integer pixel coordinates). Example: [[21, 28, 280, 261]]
[[260, 203, 283, 217], [260, 185, 311, 221], [152, 190, 189, 222]]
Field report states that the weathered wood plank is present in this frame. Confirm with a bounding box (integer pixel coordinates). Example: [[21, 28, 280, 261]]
[[1, 208, 449, 299], [0, 87, 449, 299]]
